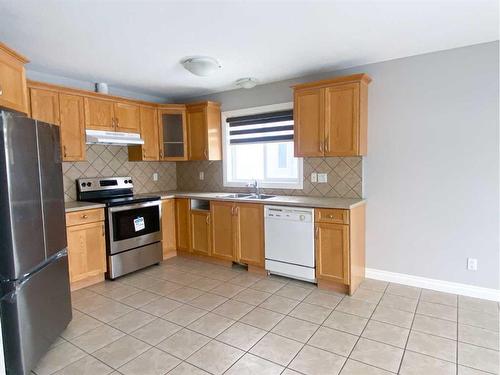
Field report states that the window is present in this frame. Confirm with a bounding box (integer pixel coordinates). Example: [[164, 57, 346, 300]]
[[223, 103, 303, 189]]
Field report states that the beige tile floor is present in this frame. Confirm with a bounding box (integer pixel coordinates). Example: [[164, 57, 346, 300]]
[[32, 257, 500, 375]]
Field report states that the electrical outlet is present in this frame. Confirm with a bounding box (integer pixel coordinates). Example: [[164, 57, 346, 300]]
[[199, 171, 204, 180], [318, 173, 328, 183], [152, 173, 158, 181], [467, 258, 478, 271], [310, 173, 317, 183]]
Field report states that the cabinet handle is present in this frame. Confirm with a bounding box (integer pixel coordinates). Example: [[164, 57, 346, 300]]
[[231, 206, 234, 215], [315, 226, 319, 239], [81, 214, 88, 219], [142, 149, 146, 158], [327, 214, 334, 219], [159, 150, 163, 159], [102, 224, 105, 236], [235, 206, 239, 216], [0, 85, 3, 96], [204, 149, 208, 159], [206, 215, 210, 225], [319, 141, 323, 152], [63, 145, 67, 158], [325, 136, 330, 152]]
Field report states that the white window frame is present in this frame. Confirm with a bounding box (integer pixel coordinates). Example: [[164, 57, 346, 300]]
[[222, 102, 303, 189]]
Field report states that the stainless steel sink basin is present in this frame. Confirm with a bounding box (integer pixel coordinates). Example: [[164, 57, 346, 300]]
[[244, 194, 276, 200], [216, 193, 252, 198]]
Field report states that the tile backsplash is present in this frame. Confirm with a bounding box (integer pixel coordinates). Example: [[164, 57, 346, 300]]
[[62, 145, 177, 201], [176, 157, 362, 198]]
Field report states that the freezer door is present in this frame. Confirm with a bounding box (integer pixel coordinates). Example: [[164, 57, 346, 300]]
[[0, 111, 45, 280], [1, 251, 72, 375], [36, 121, 67, 258]]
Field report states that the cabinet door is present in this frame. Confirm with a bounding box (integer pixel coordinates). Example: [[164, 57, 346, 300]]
[[84, 97, 115, 131], [315, 223, 349, 284], [66, 221, 106, 283], [141, 106, 159, 160], [30, 88, 60, 125], [175, 198, 191, 252], [324, 83, 359, 156], [0, 45, 28, 114], [59, 93, 86, 161], [191, 211, 211, 256], [162, 199, 176, 259], [235, 203, 264, 267], [158, 108, 188, 161], [187, 105, 207, 160], [211, 201, 235, 261], [294, 88, 324, 157], [114, 102, 140, 133]]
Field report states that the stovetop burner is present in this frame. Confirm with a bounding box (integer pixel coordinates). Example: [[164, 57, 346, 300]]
[[76, 177, 160, 206]]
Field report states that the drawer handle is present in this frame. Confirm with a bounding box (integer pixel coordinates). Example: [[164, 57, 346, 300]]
[[63, 145, 67, 158], [81, 214, 88, 219], [0, 85, 3, 96], [327, 214, 334, 218]]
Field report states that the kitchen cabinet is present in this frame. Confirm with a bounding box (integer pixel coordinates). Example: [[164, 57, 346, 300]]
[[211, 201, 235, 261], [65, 208, 106, 290], [0, 42, 29, 114], [190, 210, 211, 256], [175, 198, 191, 252], [114, 101, 140, 133], [59, 93, 86, 161], [315, 204, 365, 295], [84, 97, 115, 131], [128, 106, 159, 161], [161, 198, 176, 259], [210, 201, 264, 266], [293, 74, 370, 157], [186, 101, 222, 160], [30, 88, 60, 125], [158, 105, 188, 161]]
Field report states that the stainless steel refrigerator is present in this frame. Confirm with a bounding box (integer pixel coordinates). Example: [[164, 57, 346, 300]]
[[0, 110, 72, 375]]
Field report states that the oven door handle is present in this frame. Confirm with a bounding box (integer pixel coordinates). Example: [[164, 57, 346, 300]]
[[108, 200, 161, 213]]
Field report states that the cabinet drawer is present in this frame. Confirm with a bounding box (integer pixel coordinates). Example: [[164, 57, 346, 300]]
[[66, 208, 104, 226], [315, 208, 349, 224]]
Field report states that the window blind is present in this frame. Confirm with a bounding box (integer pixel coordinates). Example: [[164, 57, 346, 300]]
[[227, 110, 293, 145]]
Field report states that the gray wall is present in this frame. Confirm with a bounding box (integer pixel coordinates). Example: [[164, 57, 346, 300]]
[[187, 42, 500, 289], [27, 69, 168, 103]]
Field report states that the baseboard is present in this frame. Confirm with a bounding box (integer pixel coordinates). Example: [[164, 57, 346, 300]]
[[365, 268, 500, 302]]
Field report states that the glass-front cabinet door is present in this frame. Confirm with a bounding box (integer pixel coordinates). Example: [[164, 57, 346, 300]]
[[158, 105, 188, 161]]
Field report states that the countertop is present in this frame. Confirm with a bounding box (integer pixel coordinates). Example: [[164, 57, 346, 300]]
[[65, 201, 106, 213], [153, 191, 365, 209]]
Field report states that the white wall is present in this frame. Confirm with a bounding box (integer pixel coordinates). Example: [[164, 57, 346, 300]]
[[187, 42, 500, 289]]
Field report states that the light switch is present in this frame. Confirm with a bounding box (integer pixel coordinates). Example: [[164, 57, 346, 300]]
[[199, 171, 204, 180], [318, 173, 328, 183], [152, 173, 158, 181], [310, 173, 317, 183]]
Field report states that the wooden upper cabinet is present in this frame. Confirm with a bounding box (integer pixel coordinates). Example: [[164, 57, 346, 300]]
[[235, 203, 264, 267], [158, 105, 188, 161], [190, 210, 211, 256], [175, 198, 191, 252], [211, 201, 235, 261], [114, 102, 140, 133], [59, 93, 86, 161], [315, 222, 349, 284], [186, 101, 222, 161], [30, 88, 60, 125], [294, 88, 324, 157], [0, 42, 29, 114], [293, 74, 371, 157], [84, 97, 115, 131], [128, 106, 159, 161]]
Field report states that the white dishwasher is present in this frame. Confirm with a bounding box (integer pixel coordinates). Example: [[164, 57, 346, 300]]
[[264, 205, 315, 283]]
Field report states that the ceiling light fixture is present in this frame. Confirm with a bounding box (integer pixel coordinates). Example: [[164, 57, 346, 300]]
[[235, 77, 258, 89], [182, 56, 221, 77]]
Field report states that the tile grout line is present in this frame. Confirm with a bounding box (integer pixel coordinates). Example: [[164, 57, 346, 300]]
[[396, 287, 422, 374]]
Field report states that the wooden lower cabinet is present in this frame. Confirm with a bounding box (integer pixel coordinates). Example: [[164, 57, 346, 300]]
[[315, 222, 349, 284], [162, 199, 176, 259], [235, 203, 264, 267], [315, 203, 366, 295], [211, 201, 235, 261], [190, 210, 211, 255], [175, 198, 191, 252], [65, 209, 106, 290]]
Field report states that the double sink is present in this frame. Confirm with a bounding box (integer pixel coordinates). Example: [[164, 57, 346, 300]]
[[216, 193, 275, 200]]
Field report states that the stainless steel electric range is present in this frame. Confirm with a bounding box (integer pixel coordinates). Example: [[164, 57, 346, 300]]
[[77, 176, 162, 279]]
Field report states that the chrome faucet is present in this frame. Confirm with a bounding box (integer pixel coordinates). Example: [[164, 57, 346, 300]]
[[248, 179, 260, 196]]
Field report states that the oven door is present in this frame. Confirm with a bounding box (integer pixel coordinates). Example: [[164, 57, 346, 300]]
[[107, 201, 161, 254]]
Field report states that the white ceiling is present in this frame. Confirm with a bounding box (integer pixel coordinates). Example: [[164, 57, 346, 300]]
[[1, 0, 498, 100]]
